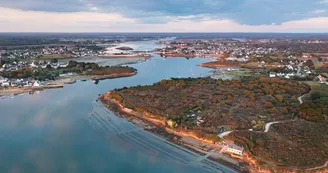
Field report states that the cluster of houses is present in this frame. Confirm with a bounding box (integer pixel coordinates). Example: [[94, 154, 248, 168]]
[[0, 60, 71, 88], [160, 40, 279, 58], [268, 62, 313, 79], [185, 110, 206, 126], [0, 77, 42, 88], [0, 61, 69, 72], [0, 45, 105, 59]]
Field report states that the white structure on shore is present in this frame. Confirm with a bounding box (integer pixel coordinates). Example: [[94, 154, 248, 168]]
[[226, 144, 244, 156], [33, 81, 41, 87]]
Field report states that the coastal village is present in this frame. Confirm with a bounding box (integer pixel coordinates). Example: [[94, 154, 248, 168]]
[[157, 38, 328, 85], [0, 60, 70, 89], [0, 44, 106, 60], [1, 35, 328, 172]]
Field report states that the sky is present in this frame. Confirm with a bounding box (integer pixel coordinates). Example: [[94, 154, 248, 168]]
[[0, 0, 328, 32]]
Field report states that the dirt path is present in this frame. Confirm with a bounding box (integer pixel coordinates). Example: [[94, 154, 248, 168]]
[[307, 161, 328, 171]]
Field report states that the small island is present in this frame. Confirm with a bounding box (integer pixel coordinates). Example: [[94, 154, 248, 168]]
[[100, 77, 328, 172]]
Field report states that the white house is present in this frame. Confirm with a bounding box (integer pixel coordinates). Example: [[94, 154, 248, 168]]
[[30, 61, 38, 68], [1, 82, 10, 87], [318, 75, 327, 83], [287, 65, 294, 70], [33, 81, 41, 87], [226, 144, 244, 156], [269, 72, 276, 78]]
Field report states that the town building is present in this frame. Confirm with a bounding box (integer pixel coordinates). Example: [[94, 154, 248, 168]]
[[269, 72, 276, 78]]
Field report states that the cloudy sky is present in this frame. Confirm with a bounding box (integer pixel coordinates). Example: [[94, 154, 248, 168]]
[[0, 0, 328, 32]]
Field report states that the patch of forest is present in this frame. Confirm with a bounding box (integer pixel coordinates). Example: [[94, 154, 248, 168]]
[[110, 77, 310, 134], [229, 120, 328, 168], [1, 61, 136, 81]]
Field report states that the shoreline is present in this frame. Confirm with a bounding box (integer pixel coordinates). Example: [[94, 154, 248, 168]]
[[0, 72, 136, 96], [97, 54, 151, 59], [158, 53, 222, 58], [59, 71, 137, 80], [0, 85, 64, 96], [99, 91, 328, 173], [99, 92, 249, 173]]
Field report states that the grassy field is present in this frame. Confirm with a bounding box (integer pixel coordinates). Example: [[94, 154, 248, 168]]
[[302, 81, 328, 96]]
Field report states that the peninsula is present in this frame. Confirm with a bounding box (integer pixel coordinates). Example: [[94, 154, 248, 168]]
[[100, 76, 327, 172]]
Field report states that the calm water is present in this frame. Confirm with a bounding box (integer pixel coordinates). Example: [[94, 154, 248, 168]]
[[0, 41, 237, 173]]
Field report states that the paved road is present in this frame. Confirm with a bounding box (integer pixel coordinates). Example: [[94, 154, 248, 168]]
[[86, 100, 238, 173]]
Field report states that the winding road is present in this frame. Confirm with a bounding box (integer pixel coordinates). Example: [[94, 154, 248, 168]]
[[264, 93, 306, 133], [218, 93, 308, 138]]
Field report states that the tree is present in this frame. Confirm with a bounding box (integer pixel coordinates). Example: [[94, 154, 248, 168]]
[[46, 64, 52, 69], [51, 58, 58, 63], [304, 59, 314, 69], [225, 99, 233, 105], [311, 92, 321, 101], [280, 107, 288, 114], [275, 95, 284, 103], [91, 63, 99, 70], [68, 61, 78, 67], [0, 59, 5, 66], [264, 101, 274, 109]]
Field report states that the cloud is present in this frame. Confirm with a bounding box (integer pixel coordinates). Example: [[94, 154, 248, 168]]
[[0, 7, 328, 32], [313, 9, 326, 14], [0, 7, 135, 32], [319, 0, 328, 4], [0, 0, 327, 25]]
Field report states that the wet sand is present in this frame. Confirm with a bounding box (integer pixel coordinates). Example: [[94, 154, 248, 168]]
[[198, 61, 241, 68]]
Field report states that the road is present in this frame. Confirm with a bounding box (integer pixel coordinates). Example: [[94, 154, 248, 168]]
[[264, 121, 280, 133], [298, 95, 305, 104], [218, 131, 233, 138], [264, 93, 306, 133], [86, 99, 238, 173]]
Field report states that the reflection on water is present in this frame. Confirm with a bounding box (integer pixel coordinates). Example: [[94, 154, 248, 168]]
[[0, 40, 236, 173]]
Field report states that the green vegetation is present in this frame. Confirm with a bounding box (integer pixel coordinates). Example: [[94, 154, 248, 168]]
[[0, 60, 137, 81], [300, 81, 328, 122], [0, 68, 58, 80]]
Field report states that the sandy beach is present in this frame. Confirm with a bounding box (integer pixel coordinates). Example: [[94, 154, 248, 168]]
[[198, 61, 241, 68], [99, 93, 248, 172], [98, 54, 151, 58]]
